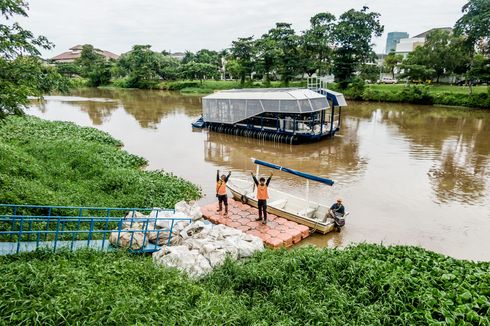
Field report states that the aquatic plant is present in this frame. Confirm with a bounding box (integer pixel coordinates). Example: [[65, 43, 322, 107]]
[[0, 116, 201, 208], [0, 244, 488, 325]]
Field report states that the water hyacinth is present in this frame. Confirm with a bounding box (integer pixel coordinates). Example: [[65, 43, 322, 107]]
[[0, 244, 488, 325]]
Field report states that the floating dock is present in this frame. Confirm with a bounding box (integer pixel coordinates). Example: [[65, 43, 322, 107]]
[[201, 198, 310, 248], [192, 77, 348, 144]]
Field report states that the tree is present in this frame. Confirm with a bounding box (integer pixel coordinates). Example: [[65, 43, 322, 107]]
[[332, 7, 384, 89], [224, 59, 241, 80], [265, 23, 301, 85], [399, 63, 436, 82], [76, 45, 112, 86], [158, 55, 181, 80], [454, 0, 490, 92], [0, 0, 66, 119], [454, 0, 490, 54], [255, 35, 279, 84], [384, 52, 403, 78], [301, 12, 336, 76], [116, 45, 162, 89], [230, 37, 256, 85], [181, 62, 217, 83]]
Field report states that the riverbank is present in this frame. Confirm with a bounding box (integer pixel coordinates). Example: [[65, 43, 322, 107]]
[[0, 115, 201, 207], [340, 83, 490, 109], [1, 244, 488, 324], [95, 78, 489, 109]]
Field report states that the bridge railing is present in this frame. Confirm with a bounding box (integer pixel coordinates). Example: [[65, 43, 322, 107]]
[[0, 204, 191, 255]]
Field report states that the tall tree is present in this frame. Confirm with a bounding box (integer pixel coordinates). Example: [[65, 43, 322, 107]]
[[265, 23, 301, 85], [181, 61, 217, 83], [301, 12, 336, 76], [454, 0, 490, 92], [0, 0, 66, 119], [116, 45, 162, 89], [332, 7, 384, 88], [384, 52, 403, 79], [76, 45, 112, 87], [230, 37, 256, 85], [255, 35, 279, 84], [404, 30, 470, 82]]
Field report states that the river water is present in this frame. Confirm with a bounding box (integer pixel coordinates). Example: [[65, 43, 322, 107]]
[[28, 88, 490, 261]]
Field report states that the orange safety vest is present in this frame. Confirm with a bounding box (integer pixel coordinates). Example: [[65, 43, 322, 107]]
[[216, 180, 227, 196], [257, 184, 269, 200]]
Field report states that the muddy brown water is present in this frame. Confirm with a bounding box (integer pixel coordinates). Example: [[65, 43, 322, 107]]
[[28, 88, 490, 261]]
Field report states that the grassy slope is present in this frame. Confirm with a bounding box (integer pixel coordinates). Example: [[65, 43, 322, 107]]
[[0, 116, 200, 208], [0, 244, 488, 325]]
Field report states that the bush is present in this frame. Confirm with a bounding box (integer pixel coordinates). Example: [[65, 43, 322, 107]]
[[166, 81, 200, 91], [399, 85, 433, 104]]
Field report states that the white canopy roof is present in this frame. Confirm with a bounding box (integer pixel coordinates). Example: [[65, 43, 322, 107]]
[[204, 88, 327, 101], [202, 88, 346, 124]]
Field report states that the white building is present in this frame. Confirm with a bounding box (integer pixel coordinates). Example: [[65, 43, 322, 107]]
[[395, 27, 453, 57]]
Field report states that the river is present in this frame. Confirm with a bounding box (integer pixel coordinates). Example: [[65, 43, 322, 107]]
[[28, 88, 490, 261]]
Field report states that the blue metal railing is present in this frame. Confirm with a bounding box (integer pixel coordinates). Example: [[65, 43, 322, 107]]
[[0, 204, 192, 255]]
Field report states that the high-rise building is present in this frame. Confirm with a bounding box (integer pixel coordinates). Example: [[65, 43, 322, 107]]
[[385, 32, 409, 54]]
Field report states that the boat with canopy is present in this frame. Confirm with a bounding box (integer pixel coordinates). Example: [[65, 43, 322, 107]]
[[227, 158, 337, 234]]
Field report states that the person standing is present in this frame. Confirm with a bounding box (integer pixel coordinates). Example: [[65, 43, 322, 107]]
[[216, 170, 231, 215], [251, 172, 273, 224]]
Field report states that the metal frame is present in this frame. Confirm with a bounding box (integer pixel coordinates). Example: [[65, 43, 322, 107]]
[[0, 204, 192, 255]]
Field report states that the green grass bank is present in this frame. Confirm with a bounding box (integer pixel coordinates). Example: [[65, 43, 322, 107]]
[[0, 244, 488, 325], [336, 83, 490, 109], [101, 78, 490, 108], [0, 115, 201, 208]]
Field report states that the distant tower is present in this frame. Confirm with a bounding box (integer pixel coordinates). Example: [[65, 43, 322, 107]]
[[385, 32, 409, 53]]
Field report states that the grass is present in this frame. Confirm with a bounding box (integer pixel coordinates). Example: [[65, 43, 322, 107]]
[[367, 83, 488, 95], [0, 244, 488, 325], [0, 115, 201, 208]]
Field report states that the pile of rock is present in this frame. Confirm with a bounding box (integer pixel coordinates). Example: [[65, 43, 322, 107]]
[[109, 201, 264, 277], [153, 221, 264, 277]]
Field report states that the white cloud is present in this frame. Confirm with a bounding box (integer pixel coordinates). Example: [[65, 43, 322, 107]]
[[18, 0, 467, 57]]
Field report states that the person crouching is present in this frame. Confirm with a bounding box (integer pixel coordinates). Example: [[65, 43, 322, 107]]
[[216, 170, 231, 215], [251, 172, 273, 224]]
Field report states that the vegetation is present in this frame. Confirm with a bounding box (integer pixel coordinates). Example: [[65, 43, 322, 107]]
[[0, 115, 201, 207], [339, 83, 490, 108], [0, 0, 67, 119], [0, 244, 488, 325]]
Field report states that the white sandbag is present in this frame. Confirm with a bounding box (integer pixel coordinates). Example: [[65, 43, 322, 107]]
[[180, 221, 209, 239], [224, 234, 264, 259], [109, 230, 148, 250], [147, 229, 171, 246], [174, 201, 202, 221], [123, 211, 146, 229], [152, 245, 212, 277]]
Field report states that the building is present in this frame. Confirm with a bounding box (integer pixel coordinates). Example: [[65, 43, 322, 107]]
[[385, 32, 409, 54], [170, 52, 186, 61], [395, 28, 453, 57], [50, 45, 119, 63]]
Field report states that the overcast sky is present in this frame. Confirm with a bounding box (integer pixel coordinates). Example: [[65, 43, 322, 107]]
[[18, 0, 468, 58]]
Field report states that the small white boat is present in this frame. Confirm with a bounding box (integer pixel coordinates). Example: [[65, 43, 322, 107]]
[[226, 158, 337, 234]]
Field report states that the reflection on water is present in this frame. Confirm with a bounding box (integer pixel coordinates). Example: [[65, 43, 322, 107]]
[[28, 89, 490, 261]]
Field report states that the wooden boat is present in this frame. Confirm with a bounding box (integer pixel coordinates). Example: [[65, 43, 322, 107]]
[[226, 159, 337, 234]]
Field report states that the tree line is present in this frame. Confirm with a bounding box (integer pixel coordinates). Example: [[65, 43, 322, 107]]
[[57, 7, 384, 89], [1, 0, 489, 119]]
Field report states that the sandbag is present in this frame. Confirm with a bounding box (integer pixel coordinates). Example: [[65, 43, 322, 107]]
[[152, 245, 212, 277], [109, 230, 148, 250]]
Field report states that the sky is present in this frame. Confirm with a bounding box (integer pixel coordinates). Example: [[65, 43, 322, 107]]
[[17, 0, 468, 58]]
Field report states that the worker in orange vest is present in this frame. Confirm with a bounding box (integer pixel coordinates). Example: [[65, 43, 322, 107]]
[[251, 171, 273, 224], [216, 170, 231, 215]]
